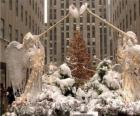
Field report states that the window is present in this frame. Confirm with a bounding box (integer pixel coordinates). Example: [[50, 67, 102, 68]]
[[66, 32, 69, 38], [15, 29, 18, 41], [126, 15, 128, 29], [0, 19, 5, 38], [66, 0, 69, 8], [87, 25, 90, 31], [35, 2, 37, 14], [87, 14, 90, 23], [20, 33, 23, 43], [92, 1, 95, 7], [32, 20, 34, 33], [2, 0, 5, 3], [32, 0, 34, 10], [130, 10, 132, 25], [29, 16, 31, 29], [99, 0, 102, 5], [92, 17, 95, 22], [61, 3, 64, 8], [92, 26, 95, 38], [87, 33, 90, 38], [66, 25, 69, 31], [61, 10, 64, 16], [54, 9, 56, 19], [80, 25, 83, 30], [9, 24, 12, 41], [9, 0, 12, 10], [66, 18, 69, 23], [80, 17, 83, 23], [21, 5, 23, 21], [54, 0, 56, 5], [29, 0, 31, 5], [16, 0, 18, 16], [134, 4, 136, 21], [25, 11, 27, 25]]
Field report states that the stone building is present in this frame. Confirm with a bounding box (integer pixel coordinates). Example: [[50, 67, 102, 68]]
[[47, 0, 111, 65]]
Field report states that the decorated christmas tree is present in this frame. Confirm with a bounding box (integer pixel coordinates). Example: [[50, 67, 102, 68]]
[[67, 30, 95, 86]]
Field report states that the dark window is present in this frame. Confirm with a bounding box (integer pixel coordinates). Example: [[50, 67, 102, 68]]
[[54, 0, 56, 5], [16, 0, 18, 16], [29, 0, 31, 5], [66, 1, 69, 8], [92, 26, 95, 38], [87, 14, 90, 23], [66, 25, 69, 31], [2, 0, 5, 3], [21, 5, 23, 21], [0, 18, 5, 38], [9, 24, 12, 41], [99, 0, 102, 5], [87, 33, 90, 38], [54, 9, 56, 19], [25, 11, 28, 25], [130, 10, 132, 25], [126, 15, 128, 29], [61, 3, 64, 8], [29, 16, 31, 29], [9, 0, 12, 10], [61, 10, 64, 16], [66, 18, 69, 23], [66, 32, 69, 38], [92, 0, 95, 7], [87, 25, 90, 31], [15, 29, 18, 41], [20, 33, 23, 43], [80, 17, 83, 23], [134, 4, 136, 21], [35, 2, 37, 14]]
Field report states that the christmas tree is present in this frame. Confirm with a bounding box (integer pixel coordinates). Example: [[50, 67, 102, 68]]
[[67, 30, 95, 86]]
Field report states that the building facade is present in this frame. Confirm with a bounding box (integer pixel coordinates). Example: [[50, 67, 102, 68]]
[[0, 0, 44, 88], [110, 0, 140, 61], [47, 0, 110, 65]]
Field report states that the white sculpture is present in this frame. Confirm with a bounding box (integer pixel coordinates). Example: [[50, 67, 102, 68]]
[[118, 31, 140, 101], [6, 32, 45, 97], [69, 3, 88, 18]]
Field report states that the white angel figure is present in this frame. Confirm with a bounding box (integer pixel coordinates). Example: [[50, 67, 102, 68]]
[[69, 3, 88, 18], [6, 32, 45, 97], [118, 31, 140, 101]]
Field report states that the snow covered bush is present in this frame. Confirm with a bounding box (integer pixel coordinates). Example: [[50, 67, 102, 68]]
[[96, 59, 112, 82], [59, 63, 72, 79]]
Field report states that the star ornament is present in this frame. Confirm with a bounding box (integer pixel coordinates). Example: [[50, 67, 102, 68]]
[[69, 3, 88, 18]]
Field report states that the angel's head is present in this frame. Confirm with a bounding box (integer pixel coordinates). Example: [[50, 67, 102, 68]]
[[23, 32, 37, 49], [123, 31, 137, 48]]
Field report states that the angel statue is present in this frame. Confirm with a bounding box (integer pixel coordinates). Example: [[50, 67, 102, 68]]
[[117, 31, 140, 101], [6, 32, 45, 98]]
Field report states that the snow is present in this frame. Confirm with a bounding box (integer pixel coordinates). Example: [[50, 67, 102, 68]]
[[59, 63, 72, 78]]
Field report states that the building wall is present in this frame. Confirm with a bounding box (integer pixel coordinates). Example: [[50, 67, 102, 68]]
[[110, 0, 140, 61], [47, 0, 110, 65], [0, 0, 44, 88]]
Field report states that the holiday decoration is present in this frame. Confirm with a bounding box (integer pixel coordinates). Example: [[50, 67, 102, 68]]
[[67, 30, 94, 86], [6, 32, 45, 98], [117, 31, 140, 102]]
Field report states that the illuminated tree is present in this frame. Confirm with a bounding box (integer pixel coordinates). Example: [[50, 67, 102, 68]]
[[67, 30, 95, 86]]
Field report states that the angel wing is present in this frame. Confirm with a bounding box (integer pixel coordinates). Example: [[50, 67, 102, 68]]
[[69, 4, 79, 18], [79, 3, 88, 15], [6, 41, 28, 93]]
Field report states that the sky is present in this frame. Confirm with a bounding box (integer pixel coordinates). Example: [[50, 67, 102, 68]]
[[44, 0, 47, 23]]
